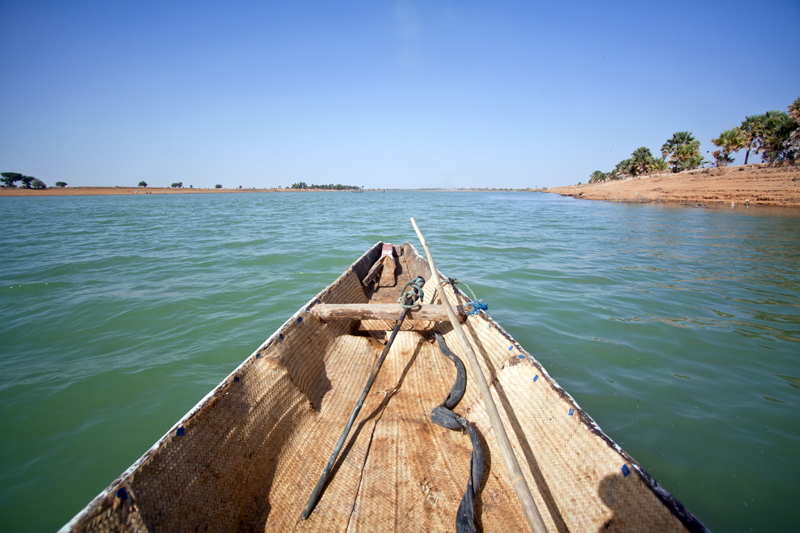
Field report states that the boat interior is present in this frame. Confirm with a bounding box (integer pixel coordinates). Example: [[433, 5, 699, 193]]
[[66, 242, 700, 533]]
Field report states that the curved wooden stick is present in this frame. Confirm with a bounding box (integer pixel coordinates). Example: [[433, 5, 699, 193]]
[[410, 217, 548, 533]]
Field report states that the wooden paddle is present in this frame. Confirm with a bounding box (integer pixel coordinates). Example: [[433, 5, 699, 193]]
[[410, 218, 548, 533]]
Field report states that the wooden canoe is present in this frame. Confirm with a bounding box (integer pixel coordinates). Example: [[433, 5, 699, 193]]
[[61, 242, 708, 532]]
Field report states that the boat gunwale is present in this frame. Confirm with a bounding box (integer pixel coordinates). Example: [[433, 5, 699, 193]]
[[401, 241, 709, 533], [58, 241, 385, 533], [465, 298, 709, 533]]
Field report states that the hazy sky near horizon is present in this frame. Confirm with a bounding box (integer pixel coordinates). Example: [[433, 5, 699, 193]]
[[2, 1, 799, 189]]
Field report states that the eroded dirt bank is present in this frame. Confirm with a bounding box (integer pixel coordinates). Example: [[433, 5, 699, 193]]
[[547, 164, 800, 207]]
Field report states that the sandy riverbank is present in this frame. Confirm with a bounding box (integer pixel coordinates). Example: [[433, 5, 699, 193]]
[[0, 187, 360, 197], [546, 163, 800, 207]]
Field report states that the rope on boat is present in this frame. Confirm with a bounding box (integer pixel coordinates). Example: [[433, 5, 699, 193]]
[[431, 332, 484, 533], [430, 278, 488, 316], [398, 278, 426, 309]]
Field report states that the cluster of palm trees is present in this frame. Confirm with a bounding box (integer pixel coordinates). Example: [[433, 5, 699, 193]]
[[589, 97, 799, 184], [589, 133, 702, 183], [732, 99, 800, 165]]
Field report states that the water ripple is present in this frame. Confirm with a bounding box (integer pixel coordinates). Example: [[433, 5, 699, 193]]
[[1, 192, 799, 531]]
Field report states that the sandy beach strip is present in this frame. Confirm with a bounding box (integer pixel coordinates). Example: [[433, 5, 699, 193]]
[[0, 187, 350, 197], [546, 164, 800, 208]]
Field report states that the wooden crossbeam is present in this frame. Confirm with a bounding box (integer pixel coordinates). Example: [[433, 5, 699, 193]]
[[311, 303, 467, 322]]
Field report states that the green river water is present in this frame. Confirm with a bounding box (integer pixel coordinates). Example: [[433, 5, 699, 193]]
[[1, 191, 798, 531]]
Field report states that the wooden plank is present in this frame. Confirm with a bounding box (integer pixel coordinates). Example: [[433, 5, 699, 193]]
[[312, 304, 467, 322], [361, 258, 385, 286], [361, 243, 396, 287], [378, 243, 397, 287]]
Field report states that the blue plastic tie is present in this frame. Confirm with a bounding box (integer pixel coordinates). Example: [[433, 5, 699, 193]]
[[518, 355, 525, 360], [621, 464, 630, 477], [297, 316, 303, 323], [234, 376, 240, 382], [533, 375, 539, 382], [279, 333, 284, 340], [466, 299, 488, 316], [116, 487, 128, 500], [176, 427, 185, 436], [508, 345, 513, 351], [568, 408, 574, 416]]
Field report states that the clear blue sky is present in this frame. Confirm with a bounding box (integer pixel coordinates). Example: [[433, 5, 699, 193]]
[[2, 0, 799, 189]]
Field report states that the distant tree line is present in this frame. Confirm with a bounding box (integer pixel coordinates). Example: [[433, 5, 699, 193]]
[[290, 182, 361, 190], [589, 96, 799, 183], [1, 172, 47, 189]]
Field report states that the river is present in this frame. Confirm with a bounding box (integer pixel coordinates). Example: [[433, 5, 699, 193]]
[[1, 191, 798, 531]]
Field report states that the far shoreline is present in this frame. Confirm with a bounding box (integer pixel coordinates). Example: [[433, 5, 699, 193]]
[[0, 187, 371, 197], [0, 187, 537, 197], [3, 164, 798, 209]]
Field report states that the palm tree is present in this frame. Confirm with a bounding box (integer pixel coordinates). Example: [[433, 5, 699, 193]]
[[711, 128, 746, 167], [742, 108, 798, 164], [661, 132, 703, 172], [789, 97, 800, 121], [674, 143, 704, 171], [614, 158, 634, 178], [630, 146, 663, 175], [661, 131, 693, 160], [589, 170, 608, 183], [651, 158, 668, 171], [786, 97, 800, 161], [740, 116, 761, 165], [759, 110, 795, 163]]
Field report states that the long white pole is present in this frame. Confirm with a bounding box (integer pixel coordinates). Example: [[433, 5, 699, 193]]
[[410, 218, 548, 533]]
